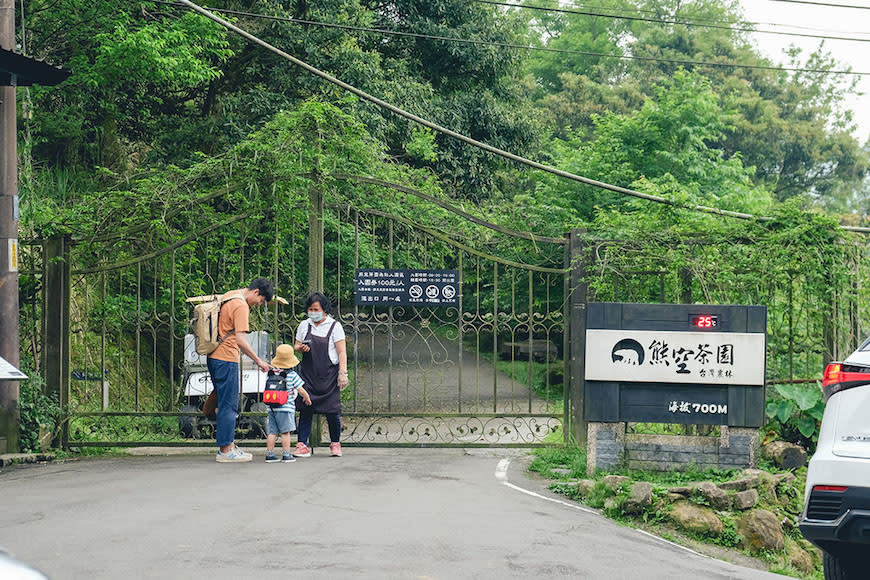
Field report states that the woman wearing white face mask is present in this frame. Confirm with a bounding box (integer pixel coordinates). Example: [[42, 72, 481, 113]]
[[292, 292, 348, 457]]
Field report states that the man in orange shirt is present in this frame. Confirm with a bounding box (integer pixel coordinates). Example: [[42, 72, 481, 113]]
[[209, 278, 274, 462]]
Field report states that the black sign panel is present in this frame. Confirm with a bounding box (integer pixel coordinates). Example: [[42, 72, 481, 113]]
[[584, 302, 767, 427], [355, 269, 459, 307]]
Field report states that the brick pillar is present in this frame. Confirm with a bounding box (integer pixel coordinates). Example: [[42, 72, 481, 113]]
[[718, 426, 759, 469], [586, 422, 625, 475]]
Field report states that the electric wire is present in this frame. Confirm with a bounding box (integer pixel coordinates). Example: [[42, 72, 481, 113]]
[[477, 0, 870, 44], [518, 0, 864, 32], [153, 1, 869, 76], [769, 0, 870, 8], [169, 0, 870, 234], [172, 0, 771, 225]]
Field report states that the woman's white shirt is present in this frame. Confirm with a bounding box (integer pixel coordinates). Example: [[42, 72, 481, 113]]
[[296, 316, 346, 365]]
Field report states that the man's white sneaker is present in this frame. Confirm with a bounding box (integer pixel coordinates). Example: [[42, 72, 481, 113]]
[[216, 448, 252, 462]]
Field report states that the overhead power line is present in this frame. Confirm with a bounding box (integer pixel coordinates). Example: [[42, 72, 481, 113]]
[[769, 0, 870, 8], [477, 0, 870, 44], [171, 0, 769, 223], [518, 0, 864, 32], [152, 1, 870, 76], [163, 0, 870, 234]]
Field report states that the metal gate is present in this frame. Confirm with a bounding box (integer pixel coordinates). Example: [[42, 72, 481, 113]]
[[26, 177, 578, 448], [24, 181, 864, 448], [332, 201, 569, 446]]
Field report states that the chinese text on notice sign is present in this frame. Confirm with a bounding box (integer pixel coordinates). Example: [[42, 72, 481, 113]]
[[355, 269, 459, 307]]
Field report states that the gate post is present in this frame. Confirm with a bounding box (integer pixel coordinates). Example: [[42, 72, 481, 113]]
[[0, 0, 18, 452], [308, 182, 324, 293], [42, 235, 71, 448], [680, 267, 692, 304], [566, 228, 588, 446], [308, 181, 324, 447]]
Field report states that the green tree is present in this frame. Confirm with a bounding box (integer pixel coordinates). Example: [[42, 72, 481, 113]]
[[26, 0, 546, 201], [524, 0, 869, 209], [522, 70, 772, 230], [26, 0, 233, 169]]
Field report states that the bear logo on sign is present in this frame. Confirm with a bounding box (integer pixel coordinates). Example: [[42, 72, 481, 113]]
[[611, 339, 644, 366]]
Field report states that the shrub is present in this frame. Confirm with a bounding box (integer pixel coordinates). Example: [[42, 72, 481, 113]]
[[18, 371, 60, 452]]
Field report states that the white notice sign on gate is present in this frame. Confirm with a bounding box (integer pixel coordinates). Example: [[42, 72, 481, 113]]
[[0, 356, 27, 380], [585, 329, 765, 385]]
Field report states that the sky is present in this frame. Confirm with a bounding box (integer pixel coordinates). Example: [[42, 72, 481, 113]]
[[740, 0, 870, 144]]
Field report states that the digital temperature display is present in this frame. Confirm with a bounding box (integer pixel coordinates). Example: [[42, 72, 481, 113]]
[[690, 315, 719, 328]]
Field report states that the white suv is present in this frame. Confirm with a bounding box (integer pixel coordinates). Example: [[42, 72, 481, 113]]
[[800, 339, 870, 579]]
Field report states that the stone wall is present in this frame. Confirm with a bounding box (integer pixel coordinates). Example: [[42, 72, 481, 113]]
[[587, 422, 626, 471], [587, 422, 758, 474]]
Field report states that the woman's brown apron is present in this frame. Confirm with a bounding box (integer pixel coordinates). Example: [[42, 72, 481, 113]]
[[299, 320, 341, 414]]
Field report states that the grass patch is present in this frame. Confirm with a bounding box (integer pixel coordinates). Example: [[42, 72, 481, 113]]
[[71, 447, 130, 457], [610, 464, 743, 487], [491, 358, 563, 408], [528, 444, 586, 479], [627, 422, 721, 437], [542, 425, 565, 444], [69, 415, 184, 443], [528, 446, 821, 579]]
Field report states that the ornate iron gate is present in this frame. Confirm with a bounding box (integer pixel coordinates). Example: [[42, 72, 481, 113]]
[[25, 181, 866, 449], [332, 203, 568, 445], [30, 179, 575, 448]]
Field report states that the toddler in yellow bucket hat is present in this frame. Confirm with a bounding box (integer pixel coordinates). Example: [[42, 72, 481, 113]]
[[263, 344, 311, 463]]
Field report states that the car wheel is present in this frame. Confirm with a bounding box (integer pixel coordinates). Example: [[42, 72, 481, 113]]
[[178, 404, 198, 438], [824, 550, 863, 580]]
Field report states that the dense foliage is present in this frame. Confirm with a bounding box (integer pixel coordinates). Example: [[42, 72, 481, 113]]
[[16, 0, 870, 446]]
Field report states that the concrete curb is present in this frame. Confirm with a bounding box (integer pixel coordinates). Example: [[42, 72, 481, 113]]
[[0, 453, 56, 467], [124, 446, 216, 456]]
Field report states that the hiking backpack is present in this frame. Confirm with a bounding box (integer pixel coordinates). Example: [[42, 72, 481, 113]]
[[190, 293, 244, 355], [262, 370, 290, 408]]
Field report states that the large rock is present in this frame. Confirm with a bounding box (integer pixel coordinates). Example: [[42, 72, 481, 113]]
[[797, 539, 822, 567], [719, 476, 759, 491], [630, 481, 653, 503], [733, 489, 759, 510], [786, 541, 814, 575], [670, 501, 723, 536], [773, 472, 796, 487], [696, 481, 732, 510], [571, 479, 596, 498], [623, 482, 653, 514], [762, 441, 807, 470], [668, 485, 693, 495], [602, 475, 630, 490], [737, 509, 785, 552]]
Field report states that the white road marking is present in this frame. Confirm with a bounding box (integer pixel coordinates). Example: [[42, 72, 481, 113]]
[[502, 480, 599, 514], [496, 458, 709, 558], [495, 458, 510, 481]]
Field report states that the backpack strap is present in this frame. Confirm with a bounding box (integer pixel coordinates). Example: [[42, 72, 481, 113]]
[[216, 293, 246, 344]]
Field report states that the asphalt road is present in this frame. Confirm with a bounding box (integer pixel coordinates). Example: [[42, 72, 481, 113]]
[[349, 325, 557, 414], [0, 448, 782, 580]]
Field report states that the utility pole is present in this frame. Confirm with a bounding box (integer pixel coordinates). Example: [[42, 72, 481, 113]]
[[0, 0, 18, 453]]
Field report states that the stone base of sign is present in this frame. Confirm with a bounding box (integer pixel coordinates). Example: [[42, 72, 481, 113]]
[[587, 422, 627, 473], [587, 422, 758, 474]]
